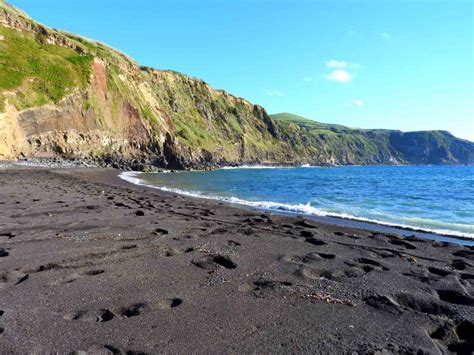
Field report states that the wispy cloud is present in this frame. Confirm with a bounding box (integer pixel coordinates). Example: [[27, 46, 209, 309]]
[[325, 69, 352, 83], [352, 99, 364, 107], [380, 32, 391, 40], [303, 76, 313, 82], [267, 89, 284, 97], [324, 59, 360, 83]]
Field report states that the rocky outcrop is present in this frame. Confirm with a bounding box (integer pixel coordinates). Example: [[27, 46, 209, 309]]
[[0, 1, 473, 169]]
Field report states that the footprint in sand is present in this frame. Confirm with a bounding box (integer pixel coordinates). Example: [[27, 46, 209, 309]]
[[191, 254, 237, 270], [427, 267, 451, 277], [304, 237, 327, 246], [153, 228, 169, 236], [452, 259, 472, 271], [388, 238, 417, 250], [318, 253, 336, 259], [62, 309, 94, 322], [82, 269, 105, 276], [0, 270, 30, 286], [52, 269, 105, 285], [300, 230, 314, 238], [429, 320, 474, 354], [87, 345, 146, 354], [437, 289, 474, 306], [294, 219, 318, 229], [460, 273, 474, 282], [0, 233, 15, 240], [67, 298, 182, 323], [453, 249, 474, 260], [252, 280, 294, 297], [0, 309, 4, 334], [115, 303, 147, 318], [156, 298, 183, 309], [333, 231, 359, 239], [97, 309, 115, 322], [365, 292, 453, 317], [353, 258, 389, 271]]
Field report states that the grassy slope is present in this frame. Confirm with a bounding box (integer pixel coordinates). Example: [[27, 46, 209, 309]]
[[0, 26, 93, 111], [142, 69, 287, 160], [272, 113, 474, 164], [271, 113, 392, 163], [0, 1, 292, 164]]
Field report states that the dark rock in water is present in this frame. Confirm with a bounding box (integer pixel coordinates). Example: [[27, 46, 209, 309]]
[[135, 210, 145, 216]]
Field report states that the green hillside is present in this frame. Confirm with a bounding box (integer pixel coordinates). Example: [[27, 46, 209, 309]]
[[271, 113, 474, 165], [0, 1, 473, 168]]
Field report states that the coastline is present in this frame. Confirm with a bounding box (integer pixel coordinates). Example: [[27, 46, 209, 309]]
[[1, 167, 473, 353], [118, 170, 474, 245], [1, 160, 472, 243]]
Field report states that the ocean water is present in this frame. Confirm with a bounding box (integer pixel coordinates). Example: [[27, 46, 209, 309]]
[[120, 165, 474, 240]]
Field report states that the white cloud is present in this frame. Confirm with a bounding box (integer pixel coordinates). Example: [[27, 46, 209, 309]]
[[380, 32, 391, 39], [326, 60, 348, 69], [352, 99, 364, 107], [324, 59, 360, 83], [303, 76, 313, 82], [324, 69, 352, 83], [268, 90, 284, 97]]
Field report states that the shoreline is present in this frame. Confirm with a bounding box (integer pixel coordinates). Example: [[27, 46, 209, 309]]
[[118, 170, 474, 245], [1, 161, 472, 243], [1, 158, 473, 172], [1, 167, 473, 353]]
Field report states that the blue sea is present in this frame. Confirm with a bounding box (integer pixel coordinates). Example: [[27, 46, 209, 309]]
[[120, 165, 474, 242]]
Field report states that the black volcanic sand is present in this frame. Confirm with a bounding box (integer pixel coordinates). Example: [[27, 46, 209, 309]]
[[0, 169, 473, 354]]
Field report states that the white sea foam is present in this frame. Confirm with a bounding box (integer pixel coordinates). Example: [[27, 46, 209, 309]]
[[119, 171, 474, 240], [220, 165, 290, 170]]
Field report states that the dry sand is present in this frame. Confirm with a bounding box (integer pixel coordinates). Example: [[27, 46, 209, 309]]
[[0, 168, 473, 354]]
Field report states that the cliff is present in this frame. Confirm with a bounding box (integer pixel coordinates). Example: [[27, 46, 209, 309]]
[[272, 113, 474, 166], [1, 1, 473, 169]]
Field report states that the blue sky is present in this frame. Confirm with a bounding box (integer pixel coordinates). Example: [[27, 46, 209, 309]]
[[10, 0, 474, 140]]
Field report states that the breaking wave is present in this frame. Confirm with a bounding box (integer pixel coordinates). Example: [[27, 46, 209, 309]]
[[119, 171, 474, 240]]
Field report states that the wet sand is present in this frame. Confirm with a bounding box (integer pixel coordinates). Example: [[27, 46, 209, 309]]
[[0, 168, 473, 354]]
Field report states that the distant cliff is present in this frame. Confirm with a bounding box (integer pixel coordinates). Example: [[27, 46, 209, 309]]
[[271, 113, 474, 166], [1, 1, 472, 169]]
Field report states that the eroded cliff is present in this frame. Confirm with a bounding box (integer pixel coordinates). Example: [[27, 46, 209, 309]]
[[1, 1, 472, 169]]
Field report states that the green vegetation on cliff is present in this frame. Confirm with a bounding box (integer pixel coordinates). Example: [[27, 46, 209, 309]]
[[272, 113, 474, 165], [0, 1, 473, 167], [0, 26, 93, 111]]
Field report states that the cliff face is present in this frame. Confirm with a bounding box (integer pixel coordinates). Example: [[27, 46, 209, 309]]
[[0, 1, 473, 169], [272, 113, 474, 166]]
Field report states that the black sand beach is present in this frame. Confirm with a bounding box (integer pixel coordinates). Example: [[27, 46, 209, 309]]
[[0, 168, 473, 353]]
